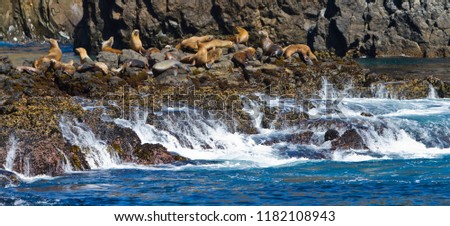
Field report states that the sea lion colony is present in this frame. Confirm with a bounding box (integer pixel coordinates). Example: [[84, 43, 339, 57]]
[[26, 27, 318, 77]]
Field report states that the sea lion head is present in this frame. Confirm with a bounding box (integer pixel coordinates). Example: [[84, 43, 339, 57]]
[[205, 35, 214, 41], [48, 38, 59, 48], [132, 29, 140, 37], [258, 30, 269, 38], [75, 47, 87, 56], [236, 27, 246, 33]]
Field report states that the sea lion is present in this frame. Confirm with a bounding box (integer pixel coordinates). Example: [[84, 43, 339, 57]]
[[15, 66, 41, 74], [283, 44, 318, 65], [152, 60, 191, 76], [232, 47, 256, 68], [228, 26, 249, 45], [34, 38, 63, 68], [147, 47, 161, 55], [180, 42, 209, 67], [75, 47, 94, 64], [175, 35, 214, 51], [111, 59, 148, 74], [130, 29, 146, 54], [102, 37, 123, 55], [75, 47, 109, 74], [207, 48, 223, 65], [165, 52, 177, 60], [50, 59, 76, 75], [258, 30, 283, 59], [199, 39, 235, 51]]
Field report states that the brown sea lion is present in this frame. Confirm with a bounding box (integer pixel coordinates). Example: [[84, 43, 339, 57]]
[[228, 26, 249, 45], [130, 29, 146, 54], [75, 47, 109, 74], [207, 48, 223, 65], [283, 44, 318, 65], [34, 38, 63, 68], [75, 47, 94, 64], [258, 30, 283, 58], [175, 35, 214, 51], [102, 37, 123, 55], [165, 52, 177, 60], [147, 47, 161, 55], [180, 42, 209, 67], [50, 59, 76, 75], [232, 47, 256, 68], [200, 39, 235, 51]]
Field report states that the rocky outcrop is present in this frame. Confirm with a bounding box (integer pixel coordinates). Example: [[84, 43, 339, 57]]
[[71, 0, 450, 57], [0, 0, 83, 42]]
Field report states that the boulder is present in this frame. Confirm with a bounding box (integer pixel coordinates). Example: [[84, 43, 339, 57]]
[[119, 49, 148, 66], [331, 129, 367, 150], [134, 143, 188, 165], [96, 51, 119, 69], [324, 129, 340, 141]]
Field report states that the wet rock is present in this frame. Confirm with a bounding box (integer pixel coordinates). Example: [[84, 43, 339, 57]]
[[331, 129, 367, 150], [361, 112, 374, 117], [134, 143, 188, 165], [288, 131, 315, 145], [119, 49, 148, 66], [324, 129, 340, 141], [0, 169, 21, 187], [96, 51, 119, 69]]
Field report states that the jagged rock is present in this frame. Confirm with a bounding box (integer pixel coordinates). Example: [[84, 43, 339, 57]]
[[97, 51, 119, 69], [331, 129, 367, 150], [119, 49, 148, 66], [288, 131, 315, 145], [324, 129, 340, 141], [0, 0, 83, 42], [134, 143, 188, 165]]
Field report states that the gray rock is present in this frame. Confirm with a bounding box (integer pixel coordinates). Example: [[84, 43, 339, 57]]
[[148, 53, 165, 65], [119, 49, 148, 65], [155, 69, 191, 86], [97, 51, 119, 69]]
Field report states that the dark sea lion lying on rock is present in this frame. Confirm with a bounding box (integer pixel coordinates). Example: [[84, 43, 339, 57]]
[[152, 60, 191, 76]]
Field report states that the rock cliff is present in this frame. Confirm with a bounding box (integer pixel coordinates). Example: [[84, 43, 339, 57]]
[[0, 0, 83, 42], [72, 0, 449, 57], [1, 0, 449, 57]]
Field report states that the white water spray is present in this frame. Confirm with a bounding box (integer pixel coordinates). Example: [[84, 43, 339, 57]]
[[428, 83, 437, 99], [59, 119, 120, 169], [4, 135, 18, 171]]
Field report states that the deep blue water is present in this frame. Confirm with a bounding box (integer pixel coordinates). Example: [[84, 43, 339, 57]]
[[2, 156, 450, 206]]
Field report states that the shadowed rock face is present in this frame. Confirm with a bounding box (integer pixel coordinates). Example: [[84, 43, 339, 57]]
[[71, 0, 450, 57]]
